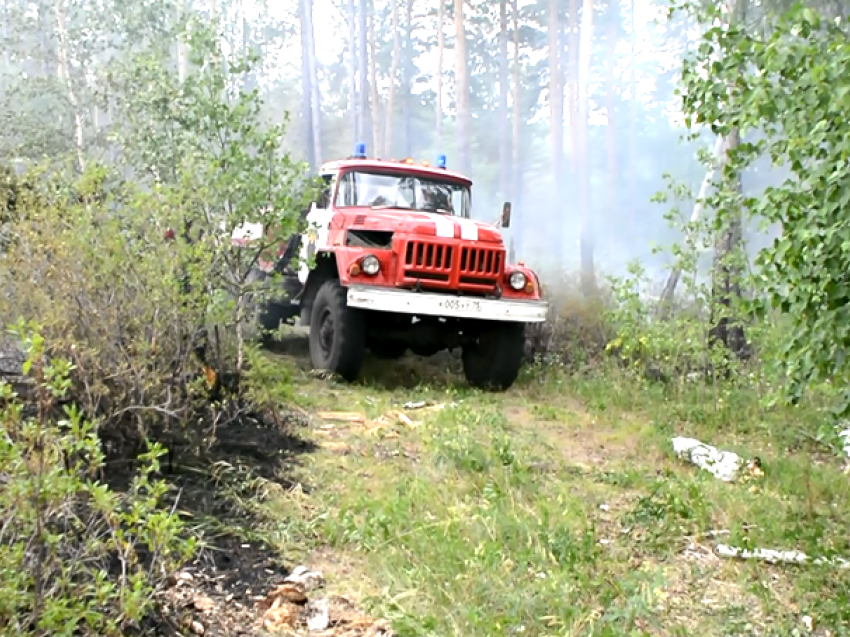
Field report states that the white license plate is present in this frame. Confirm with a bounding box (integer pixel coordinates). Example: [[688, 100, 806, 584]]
[[439, 298, 483, 313]]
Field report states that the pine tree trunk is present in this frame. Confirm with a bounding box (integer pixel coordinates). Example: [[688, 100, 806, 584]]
[[577, 0, 595, 296], [301, 0, 322, 167], [499, 0, 509, 199], [606, 1, 617, 238], [385, 0, 400, 157], [403, 0, 413, 156], [454, 0, 471, 175], [511, 0, 521, 211], [548, 0, 563, 212], [436, 0, 445, 148], [628, 0, 637, 230], [567, 0, 579, 164], [369, 5, 381, 155], [358, 0, 369, 143], [348, 0, 358, 142]]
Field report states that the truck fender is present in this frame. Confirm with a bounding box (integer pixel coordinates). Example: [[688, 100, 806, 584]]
[[297, 251, 340, 326]]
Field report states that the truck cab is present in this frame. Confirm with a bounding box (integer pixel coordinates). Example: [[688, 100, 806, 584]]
[[257, 144, 548, 391]]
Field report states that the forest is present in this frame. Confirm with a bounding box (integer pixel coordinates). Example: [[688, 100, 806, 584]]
[[2, 0, 850, 635]]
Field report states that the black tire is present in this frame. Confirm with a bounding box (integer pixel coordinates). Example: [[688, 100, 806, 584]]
[[368, 339, 408, 360], [309, 279, 365, 381], [461, 322, 526, 391]]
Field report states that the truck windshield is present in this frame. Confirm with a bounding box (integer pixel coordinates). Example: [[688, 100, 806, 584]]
[[334, 170, 471, 218]]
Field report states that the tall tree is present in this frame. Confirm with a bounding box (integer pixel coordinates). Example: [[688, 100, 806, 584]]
[[54, 0, 85, 172], [511, 0, 521, 207], [454, 0, 471, 175], [435, 0, 445, 149], [368, 5, 380, 154], [548, 0, 563, 218], [577, 0, 596, 295], [358, 0, 369, 144], [567, 0, 579, 163], [605, 0, 618, 235], [299, 0, 322, 168], [402, 0, 414, 156], [709, 0, 748, 359], [384, 0, 400, 157], [347, 0, 358, 142], [499, 0, 509, 199]]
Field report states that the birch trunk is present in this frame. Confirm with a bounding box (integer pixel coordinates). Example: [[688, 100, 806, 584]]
[[659, 135, 725, 310], [709, 0, 749, 360], [54, 0, 85, 172]]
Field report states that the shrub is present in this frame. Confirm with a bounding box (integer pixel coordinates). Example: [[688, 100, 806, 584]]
[[0, 321, 195, 636]]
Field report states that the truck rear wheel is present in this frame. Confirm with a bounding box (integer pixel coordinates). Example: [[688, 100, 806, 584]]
[[461, 322, 526, 391], [309, 279, 365, 381]]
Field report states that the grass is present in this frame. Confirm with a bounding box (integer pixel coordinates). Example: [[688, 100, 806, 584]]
[[246, 347, 850, 637]]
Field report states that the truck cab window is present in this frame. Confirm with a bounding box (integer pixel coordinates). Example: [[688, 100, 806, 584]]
[[334, 170, 470, 218], [317, 173, 333, 208]]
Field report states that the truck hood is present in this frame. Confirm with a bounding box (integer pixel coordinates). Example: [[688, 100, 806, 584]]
[[347, 208, 504, 244]]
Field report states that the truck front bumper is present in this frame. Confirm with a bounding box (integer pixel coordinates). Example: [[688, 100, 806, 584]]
[[346, 286, 549, 323]]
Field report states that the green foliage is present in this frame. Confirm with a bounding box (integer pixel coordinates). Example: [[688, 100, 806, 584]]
[[0, 163, 220, 449], [0, 321, 195, 636], [672, 1, 850, 416], [110, 16, 320, 369]]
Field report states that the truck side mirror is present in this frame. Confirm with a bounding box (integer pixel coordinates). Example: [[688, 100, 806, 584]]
[[501, 201, 512, 229]]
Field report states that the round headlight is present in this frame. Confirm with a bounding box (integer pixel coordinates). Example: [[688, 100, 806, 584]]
[[509, 271, 527, 291], [361, 254, 381, 276]]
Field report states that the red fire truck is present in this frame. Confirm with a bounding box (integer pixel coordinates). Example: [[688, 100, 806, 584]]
[[250, 144, 548, 391]]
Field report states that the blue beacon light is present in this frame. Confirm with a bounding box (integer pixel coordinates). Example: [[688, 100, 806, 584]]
[[437, 154, 447, 169], [353, 142, 367, 159]]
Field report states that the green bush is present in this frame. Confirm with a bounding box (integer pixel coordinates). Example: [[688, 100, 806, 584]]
[[0, 321, 195, 636]]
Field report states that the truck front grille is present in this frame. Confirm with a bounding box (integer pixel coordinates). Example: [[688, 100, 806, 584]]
[[401, 240, 505, 293], [459, 246, 503, 278]]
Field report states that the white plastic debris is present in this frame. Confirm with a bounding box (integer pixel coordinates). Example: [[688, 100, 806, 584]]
[[283, 565, 326, 592], [715, 544, 850, 568], [306, 598, 330, 631], [836, 421, 850, 459], [672, 437, 743, 482]]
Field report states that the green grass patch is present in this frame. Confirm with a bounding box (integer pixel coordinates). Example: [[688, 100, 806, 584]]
[[251, 354, 850, 637]]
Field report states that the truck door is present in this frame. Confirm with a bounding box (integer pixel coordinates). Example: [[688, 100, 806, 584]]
[[298, 173, 335, 285]]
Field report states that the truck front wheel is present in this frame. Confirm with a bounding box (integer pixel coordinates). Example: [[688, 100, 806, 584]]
[[461, 322, 526, 391], [309, 280, 366, 381]]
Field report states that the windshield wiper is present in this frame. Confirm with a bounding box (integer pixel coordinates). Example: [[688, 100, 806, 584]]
[[370, 204, 415, 210]]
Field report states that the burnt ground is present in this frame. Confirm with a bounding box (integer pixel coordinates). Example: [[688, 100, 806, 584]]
[[139, 405, 321, 637], [133, 329, 399, 637]]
